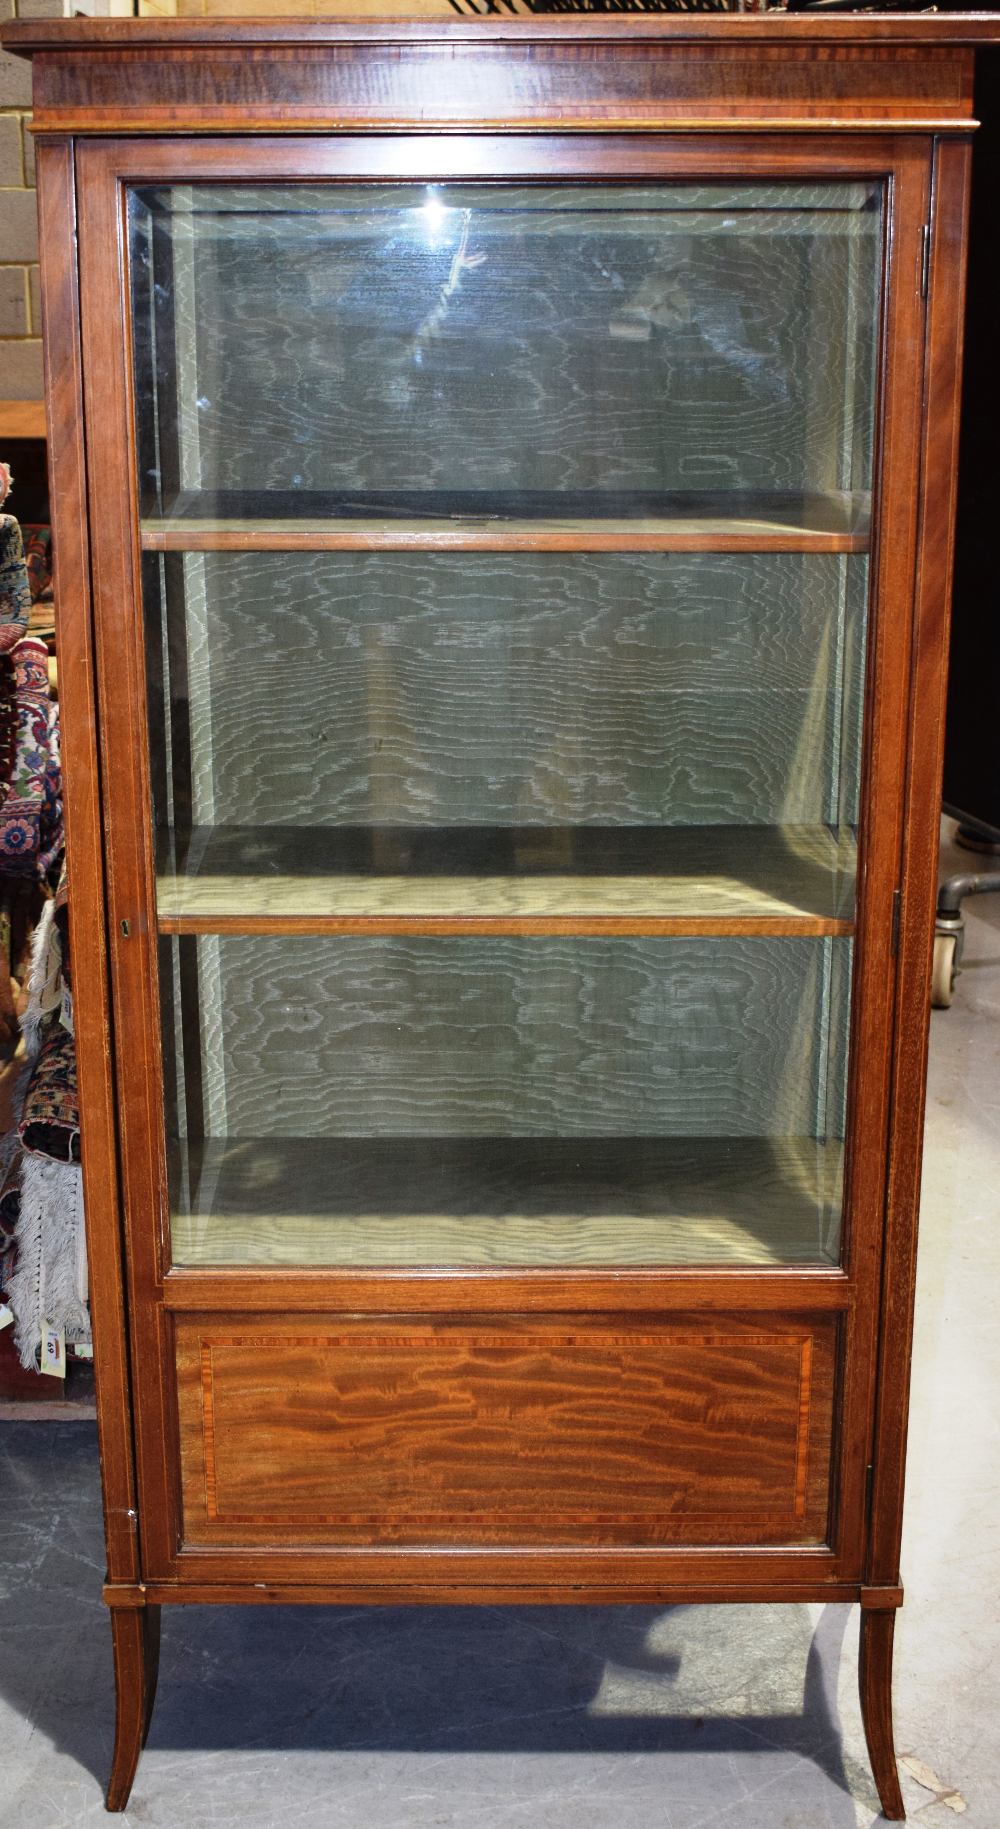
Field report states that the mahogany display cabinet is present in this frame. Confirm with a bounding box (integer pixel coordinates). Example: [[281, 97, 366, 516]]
[[5, 13, 998, 1816]]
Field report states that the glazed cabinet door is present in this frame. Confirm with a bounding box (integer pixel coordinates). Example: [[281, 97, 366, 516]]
[[74, 135, 933, 1588]]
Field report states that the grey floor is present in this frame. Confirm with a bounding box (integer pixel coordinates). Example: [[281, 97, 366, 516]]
[[2, 822, 998, 1828]]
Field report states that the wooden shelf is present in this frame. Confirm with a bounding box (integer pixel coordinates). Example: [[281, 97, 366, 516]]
[[140, 490, 870, 555], [0, 400, 46, 441], [169, 1135, 843, 1270], [155, 823, 857, 935]]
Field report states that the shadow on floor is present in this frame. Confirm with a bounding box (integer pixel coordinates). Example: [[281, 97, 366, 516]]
[[0, 1420, 881, 1824]]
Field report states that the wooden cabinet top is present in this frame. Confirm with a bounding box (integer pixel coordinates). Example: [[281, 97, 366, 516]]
[[6, 14, 1000, 47], [4, 13, 1000, 137]]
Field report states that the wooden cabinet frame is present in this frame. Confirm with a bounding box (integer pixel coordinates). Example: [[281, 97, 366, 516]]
[[4, 16, 992, 1817]]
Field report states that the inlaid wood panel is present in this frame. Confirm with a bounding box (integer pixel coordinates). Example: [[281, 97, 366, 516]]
[[144, 550, 868, 833], [129, 181, 879, 506], [160, 933, 852, 1143], [174, 1313, 838, 1547]]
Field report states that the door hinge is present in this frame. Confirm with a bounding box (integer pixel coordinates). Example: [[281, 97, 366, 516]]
[[920, 223, 931, 299], [865, 1462, 875, 1522], [891, 889, 902, 957]]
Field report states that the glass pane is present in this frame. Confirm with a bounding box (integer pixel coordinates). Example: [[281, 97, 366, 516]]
[[128, 174, 881, 1274], [129, 180, 880, 526], [163, 934, 851, 1268], [146, 548, 865, 923]]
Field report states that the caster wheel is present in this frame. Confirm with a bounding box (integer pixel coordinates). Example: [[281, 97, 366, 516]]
[[955, 823, 1000, 856], [931, 931, 958, 1008]]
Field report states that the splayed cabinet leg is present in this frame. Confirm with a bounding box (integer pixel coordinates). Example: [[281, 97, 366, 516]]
[[106, 1604, 161, 1812], [141, 1604, 161, 1747], [860, 1607, 905, 1820]]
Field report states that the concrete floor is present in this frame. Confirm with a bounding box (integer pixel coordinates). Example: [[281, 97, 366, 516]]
[[1, 822, 998, 1828]]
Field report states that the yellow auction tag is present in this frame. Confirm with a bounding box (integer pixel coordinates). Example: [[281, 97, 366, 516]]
[[40, 1323, 66, 1378]]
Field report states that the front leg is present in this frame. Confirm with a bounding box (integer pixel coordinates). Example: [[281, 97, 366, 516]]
[[859, 1606, 905, 1820], [106, 1603, 161, 1812]]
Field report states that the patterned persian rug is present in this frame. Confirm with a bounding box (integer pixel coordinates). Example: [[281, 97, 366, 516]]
[[0, 511, 32, 628], [0, 629, 62, 881]]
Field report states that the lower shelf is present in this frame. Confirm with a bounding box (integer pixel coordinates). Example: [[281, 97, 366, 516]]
[[169, 1134, 843, 1268]]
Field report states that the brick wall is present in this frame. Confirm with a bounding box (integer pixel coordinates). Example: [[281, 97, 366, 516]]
[[0, 0, 61, 401]]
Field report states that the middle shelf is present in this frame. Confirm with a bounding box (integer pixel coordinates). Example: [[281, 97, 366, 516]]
[[155, 822, 857, 933], [139, 488, 871, 554]]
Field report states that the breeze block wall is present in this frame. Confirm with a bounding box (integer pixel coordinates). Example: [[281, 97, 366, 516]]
[[0, 0, 61, 401]]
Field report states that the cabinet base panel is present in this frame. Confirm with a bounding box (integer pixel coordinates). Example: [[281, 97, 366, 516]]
[[107, 1579, 901, 1608]]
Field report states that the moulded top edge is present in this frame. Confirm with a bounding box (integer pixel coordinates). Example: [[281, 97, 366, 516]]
[[4, 12, 1000, 58]]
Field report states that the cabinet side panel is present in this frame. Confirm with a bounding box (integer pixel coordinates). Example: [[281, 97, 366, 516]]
[[868, 135, 973, 1588], [76, 136, 184, 1582], [175, 1313, 836, 1550], [36, 136, 140, 1584]]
